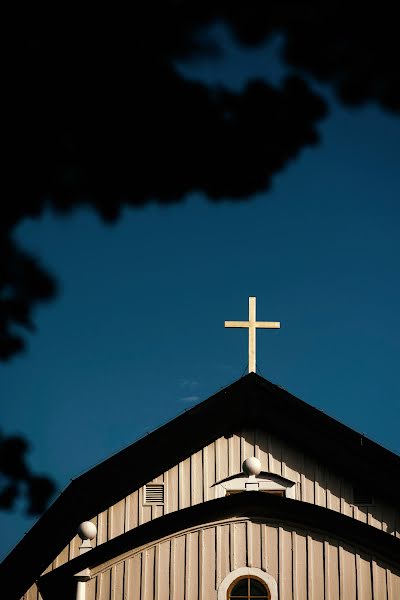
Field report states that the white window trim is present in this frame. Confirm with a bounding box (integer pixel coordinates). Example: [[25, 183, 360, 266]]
[[218, 567, 278, 600], [216, 472, 296, 499]]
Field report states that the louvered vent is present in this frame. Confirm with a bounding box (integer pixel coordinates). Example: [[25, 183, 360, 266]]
[[353, 486, 373, 506], [145, 484, 164, 505]]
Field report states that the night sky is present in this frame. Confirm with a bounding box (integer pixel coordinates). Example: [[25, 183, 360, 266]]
[[1, 26, 399, 559]]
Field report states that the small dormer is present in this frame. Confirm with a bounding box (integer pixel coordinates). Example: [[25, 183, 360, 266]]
[[213, 456, 296, 500]]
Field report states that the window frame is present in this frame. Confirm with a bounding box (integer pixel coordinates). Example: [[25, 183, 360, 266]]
[[227, 574, 271, 599], [217, 567, 278, 600]]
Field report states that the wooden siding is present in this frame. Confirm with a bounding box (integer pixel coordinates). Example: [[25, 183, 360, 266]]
[[83, 519, 400, 600], [22, 429, 400, 599], [83, 428, 399, 552]]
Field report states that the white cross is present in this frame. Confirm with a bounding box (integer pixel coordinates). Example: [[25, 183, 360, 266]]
[[225, 297, 280, 373]]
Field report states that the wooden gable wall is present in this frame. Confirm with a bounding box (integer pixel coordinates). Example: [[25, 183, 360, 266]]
[[44, 519, 400, 600], [22, 428, 400, 599]]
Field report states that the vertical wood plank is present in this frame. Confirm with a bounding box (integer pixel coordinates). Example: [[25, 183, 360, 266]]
[[307, 535, 314, 600], [282, 442, 301, 496], [172, 536, 185, 599], [143, 547, 155, 600], [243, 429, 256, 461], [256, 429, 270, 472], [372, 560, 388, 600], [218, 524, 231, 584], [202, 446, 209, 502], [111, 562, 124, 600], [128, 554, 142, 600], [326, 472, 341, 513], [230, 523, 236, 571], [313, 535, 329, 600], [254, 429, 260, 461], [386, 569, 392, 600], [152, 503, 164, 521], [381, 503, 396, 535], [246, 520, 253, 568], [202, 527, 216, 598], [217, 436, 229, 482], [198, 530, 204, 600], [170, 538, 176, 600], [368, 505, 383, 530], [338, 546, 344, 600], [207, 441, 217, 499], [355, 554, 362, 600], [157, 541, 170, 600], [178, 460, 183, 510], [342, 546, 356, 600], [166, 465, 179, 515], [124, 557, 134, 600], [181, 457, 192, 509], [294, 531, 307, 600], [125, 491, 139, 531], [234, 522, 247, 569], [191, 449, 203, 506], [279, 527, 293, 600], [69, 534, 81, 561], [251, 522, 262, 569], [324, 541, 330, 600], [154, 544, 160, 600], [216, 525, 222, 588], [265, 524, 279, 583], [355, 504, 368, 525], [390, 569, 400, 600], [97, 569, 111, 600], [185, 532, 191, 600], [302, 456, 315, 504], [326, 540, 339, 600], [186, 531, 199, 600], [109, 499, 125, 540], [229, 434, 242, 476], [357, 553, 373, 600], [315, 464, 327, 508], [86, 578, 97, 600], [268, 433, 282, 475], [340, 479, 353, 518], [261, 524, 268, 573], [292, 532, 298, 600], [278, 527, 284, 600]]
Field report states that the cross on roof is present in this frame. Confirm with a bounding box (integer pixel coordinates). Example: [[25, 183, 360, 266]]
[[225, 297, 280, 373]]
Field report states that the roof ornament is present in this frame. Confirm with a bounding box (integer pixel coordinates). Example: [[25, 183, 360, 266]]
[[77, 521, 97, 555], [225, 297, 280, 373], [74, 522, 97, 600], [242, 456, 262, 477]]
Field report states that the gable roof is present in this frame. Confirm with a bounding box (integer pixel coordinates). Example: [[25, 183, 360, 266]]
[[1, 373, 399, 599]]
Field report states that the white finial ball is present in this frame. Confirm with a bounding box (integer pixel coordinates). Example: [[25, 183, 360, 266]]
[[77, 521, 97, 541], [243, 456, 262, 476]]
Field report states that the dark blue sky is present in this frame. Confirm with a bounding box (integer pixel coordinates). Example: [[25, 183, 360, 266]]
[[1, 26, 399, 559]]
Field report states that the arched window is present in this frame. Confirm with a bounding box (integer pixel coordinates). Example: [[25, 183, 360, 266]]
[[228, 576, 271, 599], [218, 567, 277, 600]]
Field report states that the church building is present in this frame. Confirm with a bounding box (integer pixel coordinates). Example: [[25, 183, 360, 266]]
[[1, 299, 399, 599]]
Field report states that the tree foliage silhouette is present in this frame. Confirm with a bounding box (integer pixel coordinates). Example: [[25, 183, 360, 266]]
[[0, 432, 55, 515], [1, 3, 399, 512]]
